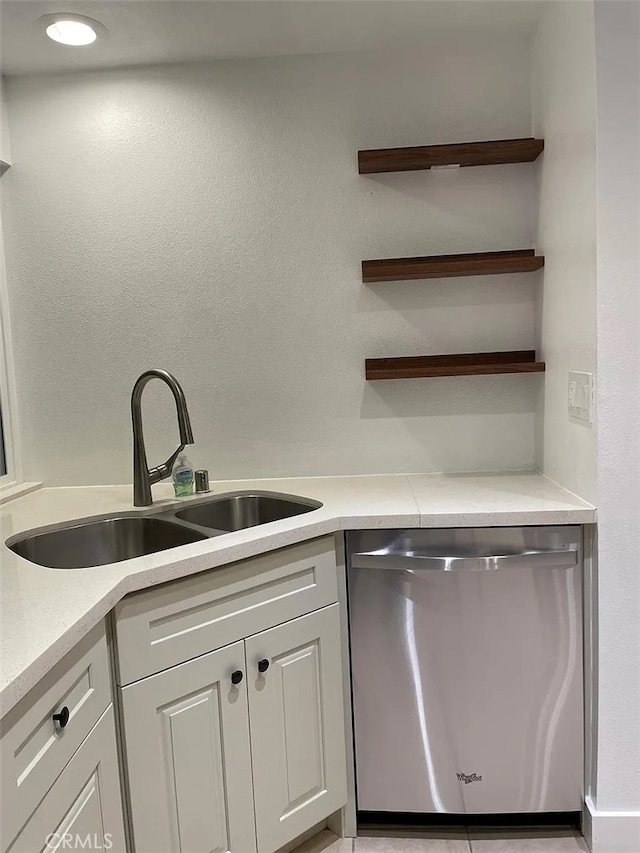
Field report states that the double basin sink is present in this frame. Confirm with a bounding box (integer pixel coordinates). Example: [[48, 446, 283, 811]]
[[8, 492, 322, 570]]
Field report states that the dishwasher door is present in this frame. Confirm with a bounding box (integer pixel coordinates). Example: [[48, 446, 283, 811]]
[[347, 526, 583, 815]]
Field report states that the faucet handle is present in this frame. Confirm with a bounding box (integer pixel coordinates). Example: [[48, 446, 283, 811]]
[[149, 445, 185, 485]]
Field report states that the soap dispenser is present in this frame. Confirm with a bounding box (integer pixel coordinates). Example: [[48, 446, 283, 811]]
[[172, 453, 195, 497]]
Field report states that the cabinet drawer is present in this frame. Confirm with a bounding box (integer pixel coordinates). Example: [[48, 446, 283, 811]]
[[4, 705, 126, 853], [115, 536, 338, 684], [0, 622, 111, 847]]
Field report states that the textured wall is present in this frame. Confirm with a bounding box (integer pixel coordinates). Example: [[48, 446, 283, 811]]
[[531, 1, 598, 504], [593, 0, 640, 823], [2, 42, 540, 485]]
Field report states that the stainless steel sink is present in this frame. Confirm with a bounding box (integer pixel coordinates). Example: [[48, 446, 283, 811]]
[[8, 515, 207, 570], [7, 491, 322, 569], [173, 491, 322, 532]]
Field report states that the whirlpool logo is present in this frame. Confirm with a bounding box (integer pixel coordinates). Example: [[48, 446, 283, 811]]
[[456, 772, 483, 784]]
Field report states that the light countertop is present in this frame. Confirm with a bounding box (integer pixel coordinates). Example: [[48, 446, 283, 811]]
[[0, 472, 595, 717]]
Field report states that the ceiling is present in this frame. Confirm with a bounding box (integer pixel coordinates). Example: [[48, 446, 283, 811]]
[[0, 0, 545, 76]]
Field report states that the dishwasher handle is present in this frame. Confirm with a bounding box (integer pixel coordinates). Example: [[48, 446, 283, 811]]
[[350, 549, 578, 572]]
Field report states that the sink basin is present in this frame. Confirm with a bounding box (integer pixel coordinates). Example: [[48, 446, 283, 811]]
[[8, 516, 207, 569], [174, 492, 322, 532], [7, 491, 322, 569]]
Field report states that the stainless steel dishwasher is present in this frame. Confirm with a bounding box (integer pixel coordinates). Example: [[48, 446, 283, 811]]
[[347, 526, 583, 817]]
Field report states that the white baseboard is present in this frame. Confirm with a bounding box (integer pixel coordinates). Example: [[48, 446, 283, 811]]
[[584, 797, 640, 853]]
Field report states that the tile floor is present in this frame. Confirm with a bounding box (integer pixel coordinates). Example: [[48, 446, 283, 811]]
[[292, 828, 590, 853]]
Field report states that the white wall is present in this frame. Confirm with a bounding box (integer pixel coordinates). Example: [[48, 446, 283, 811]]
[[531, 6, 640, 848], [1, 41, 542, 486], [531, 1, 598, 504], [590, 3, 640, 850]]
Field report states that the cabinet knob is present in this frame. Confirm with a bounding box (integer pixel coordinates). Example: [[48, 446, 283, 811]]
[[53, 706, 70, 729], [257, 659, 270, 674], [230, 670, 244, 685]]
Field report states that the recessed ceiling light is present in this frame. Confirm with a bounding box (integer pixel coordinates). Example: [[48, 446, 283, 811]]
[[37, 13, 107, 47], [47, 20, 96, 46]]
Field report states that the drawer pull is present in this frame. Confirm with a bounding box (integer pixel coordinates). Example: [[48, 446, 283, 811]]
[[257, 659, 270, 673], [230, 670, 244, 685], [52, 706, 70, 729]]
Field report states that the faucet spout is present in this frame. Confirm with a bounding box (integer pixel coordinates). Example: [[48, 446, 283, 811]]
[[131, 369, 194, 507]]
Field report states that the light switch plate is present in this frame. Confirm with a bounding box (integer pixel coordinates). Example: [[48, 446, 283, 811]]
[[568, 371, 594, 423]]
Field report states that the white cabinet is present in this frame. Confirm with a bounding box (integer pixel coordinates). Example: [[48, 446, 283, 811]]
[[121, 605, 347, 853], [5, 706, 127, 853], [117, 538, 348, 853], [1, 623, 112, 846], [246, 604, 347, 853], [115, 536, 339, 685], [121, 641, 256, 853], [1, 622, 124, 853]]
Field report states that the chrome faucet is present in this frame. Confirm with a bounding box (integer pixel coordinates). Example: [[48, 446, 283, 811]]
[[131, 369, 194, 507]]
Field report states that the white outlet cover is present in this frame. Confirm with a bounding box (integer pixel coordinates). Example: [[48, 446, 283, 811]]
[[568, 371, 594, 423]]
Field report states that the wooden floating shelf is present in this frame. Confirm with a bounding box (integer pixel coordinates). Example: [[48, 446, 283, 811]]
[[365, 351, 546, 381], [362, 249, 544, 283], [358, 137, 544, 174]]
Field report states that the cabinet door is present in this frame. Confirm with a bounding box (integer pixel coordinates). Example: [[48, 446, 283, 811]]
[[246, 604, 347, 853], [5, 706, 126, 853], [120, 641, 256, 853]]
